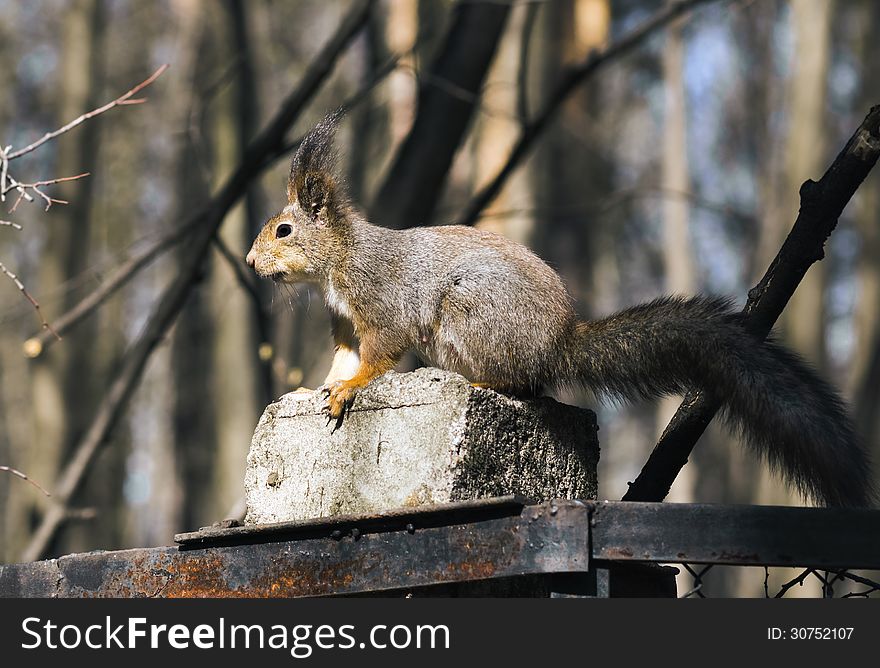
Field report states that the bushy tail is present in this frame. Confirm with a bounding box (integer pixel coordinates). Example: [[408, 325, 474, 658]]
[[566, 295, 874, 507]]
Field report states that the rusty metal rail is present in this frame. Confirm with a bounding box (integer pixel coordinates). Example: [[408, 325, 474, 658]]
[[590, 502, 880, 570], [1, 499, 878, 597]]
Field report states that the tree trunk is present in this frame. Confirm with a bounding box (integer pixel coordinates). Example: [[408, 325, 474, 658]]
[[204, 0, 265, 521], [756, 0, 834, 507], [369, 0, 510, 229], [29, 0, 110, 555], [658, 13, 696, 503], [850, 0, 880, 463], [170, 8, 218, 532]]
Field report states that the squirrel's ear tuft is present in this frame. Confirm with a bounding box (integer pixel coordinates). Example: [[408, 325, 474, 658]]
[[288, 109, 346, 221]]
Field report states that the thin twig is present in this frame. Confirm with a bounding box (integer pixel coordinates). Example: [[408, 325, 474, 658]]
[[457, 0, 721, 227], [775, 568, 814, 598], [5, 172, 90, 212], [5, 65, 169, 161], [842, 589, 876, 598], [212, 235, 268, 321], [23, 221, 200, 358], [833, 569, 880, 591], [262, 51, 401, 170], [1, 66, 168, 344], [20, 0, 374, 563], [0, 260, 61, 340], [0, 144, 10, 197], [0, 466, 51, 497], [212, 236, 274, 387], [3, 183, 33, 206], [65, 507, 98, 522], [25, 45, 401, 358], [438, 187, 756, 227]]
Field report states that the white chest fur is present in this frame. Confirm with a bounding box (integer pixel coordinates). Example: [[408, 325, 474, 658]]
[[325, 278, 353, 319]]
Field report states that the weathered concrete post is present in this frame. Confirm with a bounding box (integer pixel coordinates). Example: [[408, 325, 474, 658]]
[[244, 368, 598, 525]]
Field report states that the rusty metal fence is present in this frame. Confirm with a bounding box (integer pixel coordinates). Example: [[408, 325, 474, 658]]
[[1, 497, 878, 597]]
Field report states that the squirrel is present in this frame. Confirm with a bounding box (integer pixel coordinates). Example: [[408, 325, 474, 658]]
[[246, 111, 874, 508]]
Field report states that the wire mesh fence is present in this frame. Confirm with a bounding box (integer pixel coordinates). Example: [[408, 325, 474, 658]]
[[677, 564, 880, 598]]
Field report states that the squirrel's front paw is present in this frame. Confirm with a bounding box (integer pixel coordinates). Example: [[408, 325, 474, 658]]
[[320, 380, 359, 421]]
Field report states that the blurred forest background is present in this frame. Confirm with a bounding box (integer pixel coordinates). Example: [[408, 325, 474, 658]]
[[0, 0, 877, 596]]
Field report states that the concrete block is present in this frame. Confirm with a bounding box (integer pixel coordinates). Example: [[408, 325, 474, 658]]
[[244, 368, 598, 524]]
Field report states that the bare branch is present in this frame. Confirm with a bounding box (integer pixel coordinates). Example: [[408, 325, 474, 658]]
[[23, 222, 199, 358], [441, 187, 757, 228], [5, 172, 90, 212], [0, 144, 10, 196], [0, 466, 51, 497], [259, 50, 402, 171], [5, 65, 169, 162], [24, 45, 401, 358], [212, 235, 268, 321], [774, 569, 814, 598], [0, 260, 61, 340], [623, 105, 880, 503], [20, 0, 375, 563], [456, 0, 722, 227], [64, 507, 98, 522], [1, 66, 168, 342]]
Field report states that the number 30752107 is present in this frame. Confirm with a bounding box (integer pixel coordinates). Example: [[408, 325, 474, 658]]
[[768, 628, 854, 640]]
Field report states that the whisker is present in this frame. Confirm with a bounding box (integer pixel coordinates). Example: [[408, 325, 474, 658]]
[[282, 283, 296, 310]]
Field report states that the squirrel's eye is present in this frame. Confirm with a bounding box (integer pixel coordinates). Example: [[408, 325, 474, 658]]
[[275, 224, 292, 239]]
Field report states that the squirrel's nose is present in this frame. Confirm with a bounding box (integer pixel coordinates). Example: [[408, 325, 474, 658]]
[[245, 249, 256, 268]]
